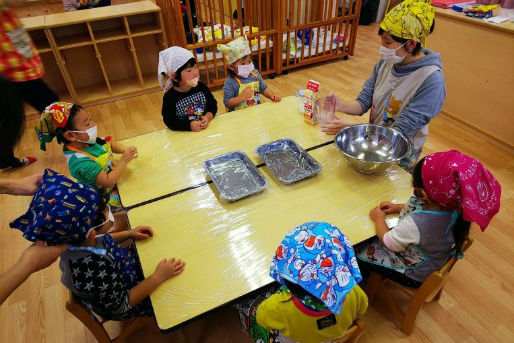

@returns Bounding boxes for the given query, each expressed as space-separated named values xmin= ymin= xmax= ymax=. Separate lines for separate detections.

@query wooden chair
xmin=65 ymin=293 xmax=157 ymax=343
xmin=365 ymin=237 xmax=474 ymax=335
xmin=333 ymin=319 xmax=367 ymax=343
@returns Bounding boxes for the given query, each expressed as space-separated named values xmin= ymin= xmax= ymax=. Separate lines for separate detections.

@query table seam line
xmin=124 ymin=139 xmax=334 ymax=211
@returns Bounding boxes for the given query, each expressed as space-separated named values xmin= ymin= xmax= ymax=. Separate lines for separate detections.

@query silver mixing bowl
xmin=334 ymin=124 xmax=410 ymax=174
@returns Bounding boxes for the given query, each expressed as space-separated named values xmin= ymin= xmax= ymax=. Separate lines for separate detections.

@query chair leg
xmin=364 ymin=273 xmax=382 ymax=303
xmin=347 ymin=319 xmax=366 ymax=343
xmin=432 ymin=289 xmax=443 ymax=301
xmin=401 ymin=291 xmax=430 ymax=335
xmin=66 ymin=301 xmax=111 ymax=343
xmin=176 ymin=329 xmax=189 ymax=343
xmin=112 ymin=317 xmax=155 ymax=343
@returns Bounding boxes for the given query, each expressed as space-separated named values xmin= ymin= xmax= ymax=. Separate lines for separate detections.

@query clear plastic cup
xmin=318 ymin=97 xmax=335 ymax=125
xmin=297 ymin=89 xmax=306 ymax=114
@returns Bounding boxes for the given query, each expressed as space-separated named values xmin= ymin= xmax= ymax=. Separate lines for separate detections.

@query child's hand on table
xmin=190 ymin=120 xmax=205 ymax=132
xmin=153 ymin=258 xmax=186 ymax=283
xmin=121 ymin=147 xmax=138 ymax=163
xmin=131 ymin=226 xmax=153 ymax=241
xmin=379 ymin=201 xmax=403 ymax=214
xmin=271 ymin=94 xmax=281 ymax=102
xmin=124 ymin=146 xmax=138 ymax=158
xmin=369 ymin=206 xmax=386 ymax=222
xmin=200 ymin=112 xmax=214 ymax=127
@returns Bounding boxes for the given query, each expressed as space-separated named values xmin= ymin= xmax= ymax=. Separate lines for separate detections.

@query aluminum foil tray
xmin=256 ymin=138 xmax=322 ymax=184
xmin=204 ymin=151 xmax=269 ymax=202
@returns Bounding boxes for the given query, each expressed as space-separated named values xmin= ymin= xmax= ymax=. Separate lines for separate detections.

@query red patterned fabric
xmin=422 ymin=150 xmax=501 ymax=231
xmin=0 ymin=9 xmax=44 ymax=82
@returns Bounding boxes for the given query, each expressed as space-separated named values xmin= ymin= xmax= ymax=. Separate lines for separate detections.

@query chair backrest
xmin=424 ymin=237 xmax=473 ymax=302
xmin=333 ymin=319 xmax=366 ymax=343
xmin=66 ymin=292 xmax=113 ymax=343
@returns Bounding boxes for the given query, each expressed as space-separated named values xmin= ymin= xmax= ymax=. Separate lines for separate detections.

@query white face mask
xmin=185 ymin=76 xmax=199 ymax=88
xmin=91 ymin=205 xmax=115 ymax=234
xmin=379 ymin=43 xmax=407 ymax=64
xmin=237 ymin=62 xmax=254 ymax=78
xmin=71 ymin=125 xmax=97 ymax=145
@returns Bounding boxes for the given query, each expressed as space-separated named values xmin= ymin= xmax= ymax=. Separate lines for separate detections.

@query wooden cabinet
xmin=21 ymin=1 xmax=167 ymax=113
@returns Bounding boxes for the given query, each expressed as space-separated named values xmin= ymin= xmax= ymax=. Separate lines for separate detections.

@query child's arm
xmin=110 ymin=141 xmax=138 ymax=156
xmin=203 ymin=83 xmax=218 ymax=117
xmin=379 ymin=201 xmax=404 ymax=214
xmin=371 ymin=206 xmax=421 ymax=252
xmin=225 ymin=86 xmax=254 ymax=108
xmin=369 ymin=206 xmax=389 ymax=243
xmin=262 ymin=88 xmax=281 ymax=102
xmin=128 ymin=257 xmax=185 ymax=306
xmin=96 ymin=148 xmax=137 ymax=188
xmin=109 ymin=226 xmax=153 ymax=243
xmin=198 ymin=83 xmax=217 ymax=128
xmin=162 ymin=93 xmax=193 ymax=131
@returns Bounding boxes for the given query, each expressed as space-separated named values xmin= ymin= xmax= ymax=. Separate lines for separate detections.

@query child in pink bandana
xmin=357 ymin=150 xmax=501 ymax=288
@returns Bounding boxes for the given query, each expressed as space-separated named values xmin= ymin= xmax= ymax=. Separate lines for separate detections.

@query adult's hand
xmin=0 ymin=173 xmax=43 ymax=196
xmin=0 ymin=242 xmax=67 ymax=305
xmin=320 ymin=119 xmax=354 ymax=135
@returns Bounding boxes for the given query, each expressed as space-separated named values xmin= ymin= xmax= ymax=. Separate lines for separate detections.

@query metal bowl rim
xmin=333 ymin=124 xmax=411 ymax=164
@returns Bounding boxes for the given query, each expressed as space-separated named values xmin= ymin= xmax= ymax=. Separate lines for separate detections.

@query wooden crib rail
xmin=280 ymin=0 xmax=362 ymax=71
xmin=157 ymin=0 xmax=361 ymax=88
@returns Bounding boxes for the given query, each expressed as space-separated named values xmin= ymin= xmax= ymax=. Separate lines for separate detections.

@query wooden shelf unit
xmin=21 ymin=1 xmax=167 ymax=111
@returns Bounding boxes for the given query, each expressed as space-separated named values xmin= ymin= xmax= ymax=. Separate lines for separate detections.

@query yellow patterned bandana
xmin=380 ymin=0 xmax=435 ymax=46
xmin=217 ymin=36 xmax=251 ymax=64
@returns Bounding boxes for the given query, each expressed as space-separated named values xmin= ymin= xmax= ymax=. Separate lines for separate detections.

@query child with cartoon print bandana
xmin=235 ymin=222 xmax=368 ymax=343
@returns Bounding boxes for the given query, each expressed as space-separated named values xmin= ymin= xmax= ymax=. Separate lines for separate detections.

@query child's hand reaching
xmin=369 ymin=206 xmax=386 ymax=222
xmin=153 ymin=258 xmax=185 ymax=283
xmin=379 ymin=201 xmax=403 ymax=214
xmin=131 ymin=226 xmax=153 ymax=241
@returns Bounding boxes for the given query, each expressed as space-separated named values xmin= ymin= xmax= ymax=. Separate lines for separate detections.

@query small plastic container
xmin=296 ymin=88 xmax=306 ymax=114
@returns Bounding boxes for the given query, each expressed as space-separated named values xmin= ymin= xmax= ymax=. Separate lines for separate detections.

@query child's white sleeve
xmin=383 ymin=216 xmax=420 ymax=252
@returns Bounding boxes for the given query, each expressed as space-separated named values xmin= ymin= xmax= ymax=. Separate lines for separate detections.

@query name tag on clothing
xmin=317 ymin=314 xmax=337 ymax=330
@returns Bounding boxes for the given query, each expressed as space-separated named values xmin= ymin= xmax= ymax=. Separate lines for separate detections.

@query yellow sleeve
xmin=256 ymin=292 xmax=290 ymax=331
xmin=336 ymin=285 xmax=369 ymax=332
xmin=354 ymin=285 xmax=369 ymax=319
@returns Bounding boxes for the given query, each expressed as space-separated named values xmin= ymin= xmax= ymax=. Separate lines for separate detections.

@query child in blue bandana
xmin=10 ymin=169 xmax=185 ymax=320
xmin=236 ymin=222 xmax=368 ymax=343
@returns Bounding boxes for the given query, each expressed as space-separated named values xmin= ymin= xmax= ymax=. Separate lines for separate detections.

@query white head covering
xmin=158 ymin=46 xmax=195 ymax=90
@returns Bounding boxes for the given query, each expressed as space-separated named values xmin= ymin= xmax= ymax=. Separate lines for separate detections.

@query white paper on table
xmin=484 ymin=16 xmax=509 ymax=24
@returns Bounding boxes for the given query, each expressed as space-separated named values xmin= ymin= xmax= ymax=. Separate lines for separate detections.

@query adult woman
xmin=322 ymin=0 xmax=445 ymax=171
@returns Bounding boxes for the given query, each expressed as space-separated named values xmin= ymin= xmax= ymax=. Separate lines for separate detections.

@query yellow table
xmin=128 ymin=145 xmax=413 ymax=330
xmin=117 ymin=96 xmax=331 ymax=207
